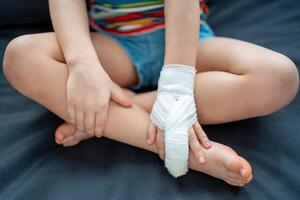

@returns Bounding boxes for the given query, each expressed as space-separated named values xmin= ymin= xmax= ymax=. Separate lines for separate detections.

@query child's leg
xmin=4 ymin=34 xmax=298 ymax=128
xmin=3 ymin=33 xmax=253 ymax=186
xmin=3 ymin=32 xmax=138 ymax=120
xmin=133 ymin=38 xmax=299 ymax=124
xmin=56 ymin=102 xmax=251 ymax=186
xmin=4 ymin=34 xmax=298 ymax=185
xmin=194 ymin=37 xmax=298 ymax=124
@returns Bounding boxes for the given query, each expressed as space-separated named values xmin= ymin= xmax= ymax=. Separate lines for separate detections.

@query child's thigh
xmin=9 ymin=32 xmax=138 ymax=87
xmin=195 ymin=37 xmax=294 ymax=75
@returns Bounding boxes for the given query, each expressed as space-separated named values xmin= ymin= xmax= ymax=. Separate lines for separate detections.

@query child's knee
xmin=279 ymin=56 xmax=298 ymax=100
xmin=257 ymin=54 xmax=299 ymax=115
xmin=4 ymin=35 xmax=30 ymax=79
xmin=271 ymin=54 xmax=298 ymax=105
xmin=3 ymin=34 xmax=39 ymax=84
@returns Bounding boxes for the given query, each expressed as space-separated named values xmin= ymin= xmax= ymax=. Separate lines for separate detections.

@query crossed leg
xmin=3 ymin=33 xmax=298 ymax=186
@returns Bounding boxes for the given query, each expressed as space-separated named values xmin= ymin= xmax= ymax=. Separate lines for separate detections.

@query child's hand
xmin=147 ymin=120 xmax=211 ymax=163
xmin=149 ymin=65 xmax=209 ymax=176
xmin=67 ymin=58 xmax=132 ymax=137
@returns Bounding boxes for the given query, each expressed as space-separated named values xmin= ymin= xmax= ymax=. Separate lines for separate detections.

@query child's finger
xmin=147 ymin=122 xmax=157 ymax=144
xmin=189 ymin=128 xmax=205 ymax=163
xmin=67 ymin=105 xmax=75 ymax=124
xmin=156 ymin=129 xmax=165 ymax=160
xmin=75 ymin=108 xmax=85 ymax=131
xmin=193 ymin=121 xmax=211 ymax=149
xmin=94 ymin=108 xmax=108 ymax=138
xmin=111 ymin=82 xmax=133 ymax=107
xmin=84 ymin=112 xmax=96 ymax=135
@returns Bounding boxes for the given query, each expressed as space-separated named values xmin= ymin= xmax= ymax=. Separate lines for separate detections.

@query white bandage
xmin=150 ymin=64 xmax=197 ymax=177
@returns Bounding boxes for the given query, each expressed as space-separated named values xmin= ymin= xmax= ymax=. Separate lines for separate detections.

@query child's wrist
xmin=67 ymin=56 xmax=107 ymax=76
xmin=158 ymin=64 xmax=196 ymax=96
xmin=66 ymin=55 xmax=99 ymax=66
xmin=64 ymin=45 xmax=99 ymax=66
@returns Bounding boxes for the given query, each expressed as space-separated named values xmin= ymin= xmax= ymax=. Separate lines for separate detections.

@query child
xmin=3 ymin=0 xmax=299 ymax=186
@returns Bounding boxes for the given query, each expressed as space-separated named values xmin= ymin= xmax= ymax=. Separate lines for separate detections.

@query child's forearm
xmin=49 ymin=0 xmax=98 ymax=65
xmin=164 ymin=0 xmax=200 ymax=66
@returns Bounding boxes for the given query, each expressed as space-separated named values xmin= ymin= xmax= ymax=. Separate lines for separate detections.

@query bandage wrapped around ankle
xmin=150 ymin=64 xmax=197 ymax=177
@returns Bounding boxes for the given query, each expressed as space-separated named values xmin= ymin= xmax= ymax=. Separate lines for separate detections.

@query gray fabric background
xmin=0 ymin=0 xmax=300 ymax=199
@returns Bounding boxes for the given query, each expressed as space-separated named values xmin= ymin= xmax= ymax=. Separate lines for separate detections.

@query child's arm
xmin=49 ymin=0 xmax=97 ymax=63
xmin=164 ymin=0 xmax=200 ymax=66
xmin=49 ymin=0 xmax=132 ymax=136
xmin=148 ymin=0 xmax=210 ymax=177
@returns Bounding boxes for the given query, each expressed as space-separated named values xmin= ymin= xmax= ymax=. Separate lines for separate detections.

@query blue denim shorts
xmin=98 ymin=22 xmax=215 ymax=90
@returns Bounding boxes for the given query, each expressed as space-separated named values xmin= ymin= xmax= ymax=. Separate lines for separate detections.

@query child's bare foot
xmin=55 ymin=122 xmax=93 ymax=147
xmin=55 ymin=122 xmax=252 ymax=186
xmin=190 ymin=141 xmax=252 ymax=187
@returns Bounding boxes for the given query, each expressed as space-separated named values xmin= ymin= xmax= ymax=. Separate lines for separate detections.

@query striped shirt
xmin=88 ymin=0 xmax=209 ymax=35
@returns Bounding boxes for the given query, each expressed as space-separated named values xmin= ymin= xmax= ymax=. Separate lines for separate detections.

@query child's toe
xmin=55 ymin=123 xmax=76 ymax=142
xmin=62 ymin=135 xmax=79 ymax=147
xmin=226 ymin=156 xmax=252 ymax=182
xmin=55 ymin=128 xmax=65 ymax=142
xmin=238 ymin=156 xmax=252 ymax=178
xmin=226 ymin=178 xmax=245 ymax=187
